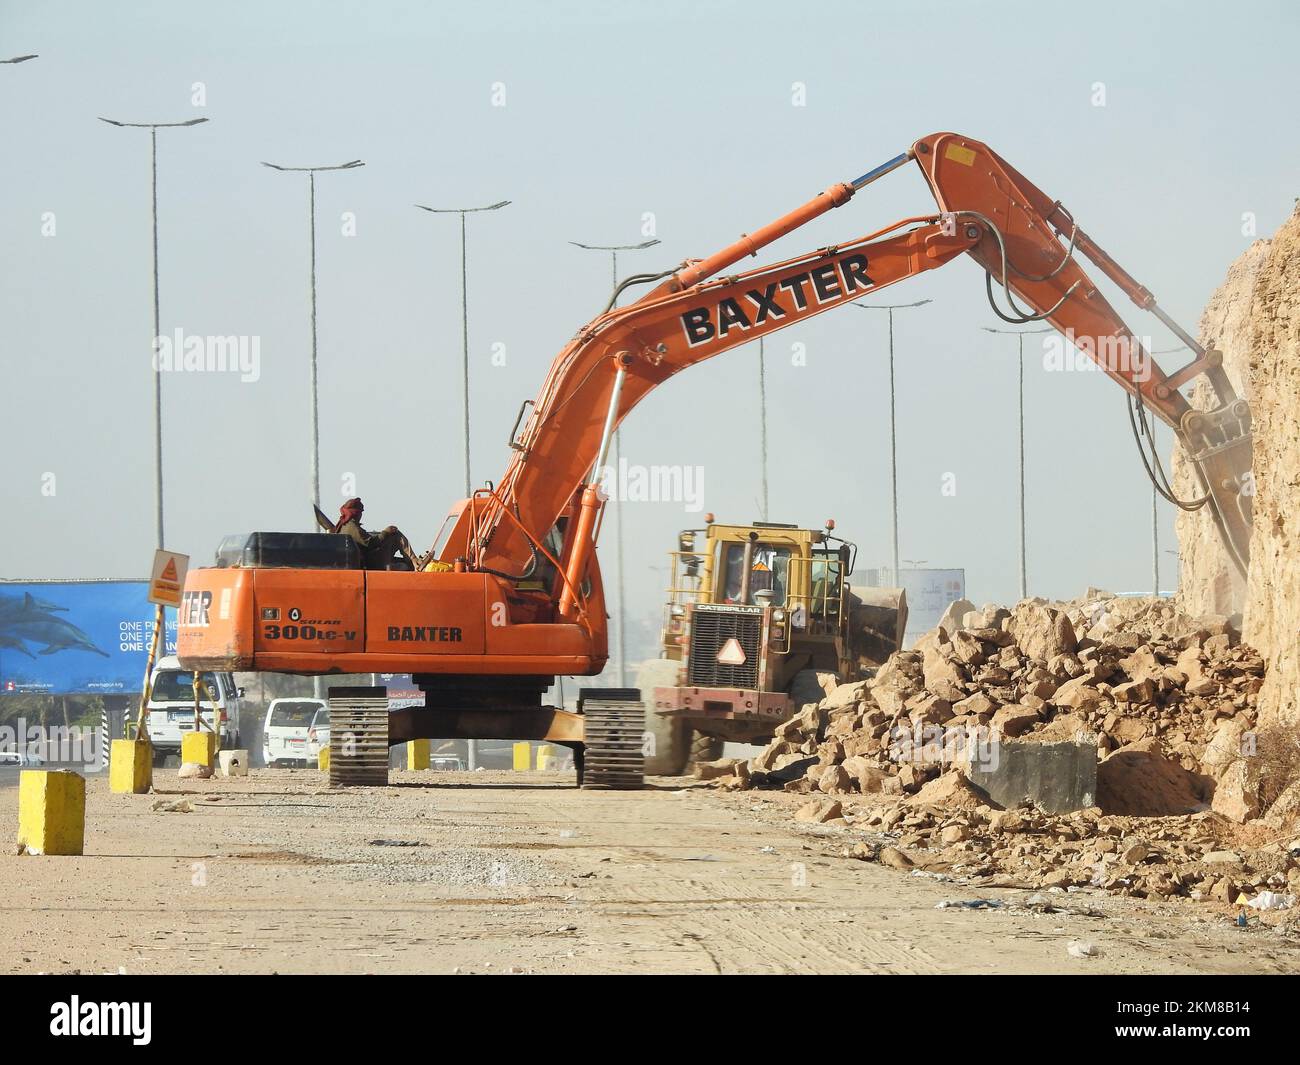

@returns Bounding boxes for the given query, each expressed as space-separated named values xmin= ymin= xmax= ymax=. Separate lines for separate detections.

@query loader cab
xmin=660 ymin=517 xmax=855 ymax=659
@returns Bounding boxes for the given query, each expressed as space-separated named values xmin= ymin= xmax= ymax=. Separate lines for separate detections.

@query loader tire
xmin=689 ymin=731 xmax=725 ymax=765
xmin=636 ymin=659 xmax=690 ymax=776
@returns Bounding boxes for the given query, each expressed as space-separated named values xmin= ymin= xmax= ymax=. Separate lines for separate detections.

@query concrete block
xmin=406 ymin=738 xmax=430 ymax=771
xmin=218 ymin=749 xmax=249 ymax=777
xmin=18 ymin=770 xmax=85 ymax=855
xmin=966 ymin=738 xmax=1097 ymax=815
xmin=181 ymin=731 xmax=217 ymax=768
xmin=536 ymin=744 xmax=557 ymax=771
xmin=110 ymin=739 xmax=152 ymax=794
xmin=512 ymin=741 xmax=531 ymax=771
xmin=317 ymin=747 xmax=330 ymax=771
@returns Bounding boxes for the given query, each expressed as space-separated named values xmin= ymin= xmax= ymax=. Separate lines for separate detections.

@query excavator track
xmin=578 ymin=689 xmax=645 ymax=790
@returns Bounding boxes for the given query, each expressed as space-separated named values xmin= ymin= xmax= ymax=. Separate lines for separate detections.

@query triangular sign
xmin=716 ymin=637 xmax=747 ymax=666
xmin=160 ymin=557 xmax=178 ymax=582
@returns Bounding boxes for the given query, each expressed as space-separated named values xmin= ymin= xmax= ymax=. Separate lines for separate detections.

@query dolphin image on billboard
xmin=0 ymin=581 xmax=177 ymax=695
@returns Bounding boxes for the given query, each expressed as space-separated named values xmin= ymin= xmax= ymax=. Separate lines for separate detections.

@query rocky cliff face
xmin=1175 ymin=207 xmax=1300 ymax=739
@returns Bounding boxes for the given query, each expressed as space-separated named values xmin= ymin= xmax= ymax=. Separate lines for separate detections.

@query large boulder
xmin=1006 ymin=601 xmax=1078 ymax=663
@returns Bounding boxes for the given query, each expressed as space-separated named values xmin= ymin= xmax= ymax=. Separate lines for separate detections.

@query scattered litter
xmin=559 ymin=829 xmax=579 ymax=838
xmin=367 ymin=839 xmax=426 ymax=848
xmin=150 ymin=799 xmax=194 ymax=814
xmin=1244 ymin=891 xmax=1294 ymax=911
xmin=759 ymin=846 xmax=776 ymax=854
xmin=683 ymin=855 xmax=721 ymax=862
xmin=935 ymin=898 xmax=1004 ymax=910
xmin=1067 ymin=940 xmax=1099 ymax=958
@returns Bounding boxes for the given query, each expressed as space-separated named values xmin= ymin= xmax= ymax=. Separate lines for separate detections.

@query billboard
xmin=0 ymin=581 xmax=176 ymax=696
xmin=378 ymin=673 xmax=422 ymax=710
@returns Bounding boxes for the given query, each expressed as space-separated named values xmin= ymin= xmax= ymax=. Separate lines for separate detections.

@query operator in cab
xmin=332 ymin=498 xmax=422 ymax=570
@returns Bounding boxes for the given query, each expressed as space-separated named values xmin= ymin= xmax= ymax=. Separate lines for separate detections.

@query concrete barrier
xmin=218 ymin=749 xmax=249 ymax=777
xmin=110 ymin=739 xmax=152 ymax=794
xmin=512 ymin=742 xmax=531 ymax=771
xmin=18 ymin=769 xmax=85 ymax=855
xmin=181 ymin=732 xmax=217 ymax=768
xmin=966 ymin=737 xmax=1098 ymax=814
xmin=406 ymin=738 xmax=430 ymax=771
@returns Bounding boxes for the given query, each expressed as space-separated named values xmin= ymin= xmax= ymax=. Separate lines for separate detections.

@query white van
xmin=145 ymin=656 xmax=244 ymax=766
xmin=263 ymin=698 xmax=326 ymax=768
xmin=306 ymin=706 xmax=330 ymax=761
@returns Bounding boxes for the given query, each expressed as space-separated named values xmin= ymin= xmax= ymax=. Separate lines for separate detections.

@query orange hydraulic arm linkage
xmin=448 ymin=132 xmax=1252 ymax=615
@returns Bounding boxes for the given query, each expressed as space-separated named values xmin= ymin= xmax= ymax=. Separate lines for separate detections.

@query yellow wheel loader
xmin=640 ymin=516 xmax=906 ymax=774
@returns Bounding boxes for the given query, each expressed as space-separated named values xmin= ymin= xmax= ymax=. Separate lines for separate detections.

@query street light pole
xmin=758 ymin=337 xmax=768 ymax=521
xmin=568 ymin=238 xmax=661 ymax=689
xmin=263 ymin=159 xmax=365 ymax=513
xmin=415 ymin=200 xmax=511 ymax=498
xmin=854 ymin=300 xmax=931 ymax=585
xmin=100 ymin=115 xmax=209 ymax=551
xmin=982 ymin=326 xmax=1052 ymax=600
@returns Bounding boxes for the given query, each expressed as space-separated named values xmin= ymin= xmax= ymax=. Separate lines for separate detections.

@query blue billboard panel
xmin=0 ymin=581 xmax=176 ymax=696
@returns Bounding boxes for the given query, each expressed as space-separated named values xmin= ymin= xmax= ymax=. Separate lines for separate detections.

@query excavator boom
xmin=448 ymin=132 xmax=1252 ymax=601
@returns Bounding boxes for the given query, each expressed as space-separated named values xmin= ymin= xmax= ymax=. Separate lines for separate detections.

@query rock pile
xmin=711 ymin=593 xmax=1272 ymax=823
xmin=820 ymin=795 xmax=1300 ymax=906
xmin=699 ymin=592 xmax=1300 ymax=905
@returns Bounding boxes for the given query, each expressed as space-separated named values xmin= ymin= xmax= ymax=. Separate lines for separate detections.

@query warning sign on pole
xmin=147 ymin=550 xmax=189 ymax=607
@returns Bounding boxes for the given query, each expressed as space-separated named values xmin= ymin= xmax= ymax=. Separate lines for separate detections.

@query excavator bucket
xmin=1177 ymin=382 xmax=1253 ymax=578
xmin=846 ymin=586 xmax=908 ymax=668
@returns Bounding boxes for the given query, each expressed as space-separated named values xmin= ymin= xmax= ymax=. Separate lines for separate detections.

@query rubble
xmin=701 ymin=590 xmax=1300 ymax=908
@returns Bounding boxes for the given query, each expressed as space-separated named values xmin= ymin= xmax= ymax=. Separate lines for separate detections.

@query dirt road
xmin=3 ymin=769 xmax=1296 ymax=975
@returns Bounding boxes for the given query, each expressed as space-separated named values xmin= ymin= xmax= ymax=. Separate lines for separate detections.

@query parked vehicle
xmin=145 ymin=655 xmax=243 ymax=767
xmin=306 ymin=706 xmax=330 ymax=761
xmin=263 ymin=698 xmax=325 ymax=767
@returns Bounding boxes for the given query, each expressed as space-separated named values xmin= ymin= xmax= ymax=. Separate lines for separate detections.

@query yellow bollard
xmin=18 ymin=770 xmax=85 ymax=855
xmin=318 ymin=746 xmax=331 ymax=771
xmin=110 ymin=738 xmax=152 ymax=794
xmin=536 ymin=744 xmax=556 ymax=771
xmin=407 ymin=738 xmax=430 ymax=771
xmin=181 ymin=732 xmax=217 ymax=768
xmin=512 ymin=742 xmax=532 ymax=771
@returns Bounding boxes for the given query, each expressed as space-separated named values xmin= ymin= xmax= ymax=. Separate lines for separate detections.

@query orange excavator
xmin=177 ymin=131 xmax=1254 ymax=787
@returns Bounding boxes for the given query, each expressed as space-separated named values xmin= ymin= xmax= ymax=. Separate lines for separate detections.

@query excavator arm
xmin=452 ymin=131 xmax=1252 ymax=615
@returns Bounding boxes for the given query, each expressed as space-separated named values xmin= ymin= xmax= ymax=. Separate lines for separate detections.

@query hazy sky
xmin=2 ymin=0 xmax=1296 ymax=661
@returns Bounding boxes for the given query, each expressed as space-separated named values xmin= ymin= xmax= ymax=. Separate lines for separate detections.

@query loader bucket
xmin=847 ymin=586 xmax=908 ymax=668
